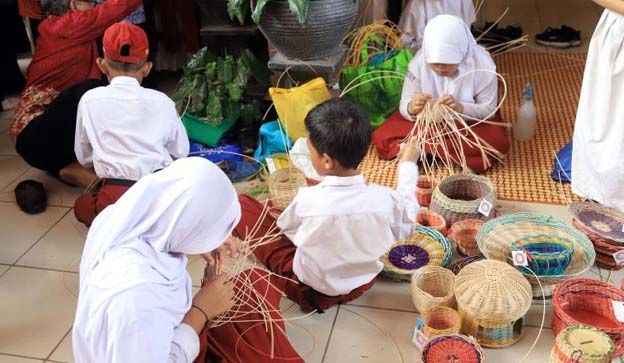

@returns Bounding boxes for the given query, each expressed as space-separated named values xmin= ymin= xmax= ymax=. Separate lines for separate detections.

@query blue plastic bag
xmin=189 ymin=140 xmax=242 ymax=163
xmin=551 ymin=142 xmax=572 ymax=183
xmin=253 ymin=120 xmax=293 ymax=162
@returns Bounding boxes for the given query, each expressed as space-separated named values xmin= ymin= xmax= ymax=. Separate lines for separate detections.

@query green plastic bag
xmin=340 ymin=41 xmax=413 ymax=128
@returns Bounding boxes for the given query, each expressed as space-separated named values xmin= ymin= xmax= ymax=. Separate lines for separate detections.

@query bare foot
xmin=59 ymin=162 xmax=98 ymax=188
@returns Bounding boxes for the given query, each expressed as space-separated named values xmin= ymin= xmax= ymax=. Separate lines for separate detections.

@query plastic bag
xmin=551 ymin=142 xmax=572 ymax=183
xmin=253 ymin=120 xmax=293 ymax=162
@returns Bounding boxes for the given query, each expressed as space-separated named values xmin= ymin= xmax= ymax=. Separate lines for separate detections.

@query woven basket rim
xmin=421 ymin=334 xmax=484 ymax=361
xmin=433 ymin=174 xmax=495 ymax=205
xmin=382 ymin=226 xmax=452 ymax=277
xmin=569 ymin=202 xmax=624 ymax=244
xmin=557 ymin=325 xmax=615 ymax=358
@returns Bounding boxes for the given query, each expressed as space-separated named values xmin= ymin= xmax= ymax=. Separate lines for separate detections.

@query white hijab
xmin=417 ymin=14 xmax=495 ymax=101
xmin=73 ymin=157 xmax=241 ymax=362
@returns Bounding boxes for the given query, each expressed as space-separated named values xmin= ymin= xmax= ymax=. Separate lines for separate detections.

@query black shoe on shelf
xmin=535 ymin=27 xmax=574 ymax=48
xmin=561 ymin=25 xmax=581 ymax=47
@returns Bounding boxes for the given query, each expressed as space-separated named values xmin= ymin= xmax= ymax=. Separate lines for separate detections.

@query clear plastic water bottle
xmin=513 ymin=83 xmax=537 ymax=141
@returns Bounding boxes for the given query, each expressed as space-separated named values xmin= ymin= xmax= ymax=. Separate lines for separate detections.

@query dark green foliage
xmin=227 ymin=0 xmax=310 ymax=26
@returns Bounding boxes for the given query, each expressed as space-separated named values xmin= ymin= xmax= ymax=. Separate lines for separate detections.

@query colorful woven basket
xmin=570 ymin=202 xmax=624 ymax=245
xmin=510 ymin=235 xmax=574 ymax=276
xmin=448 ymin=219 xmax=484 ymax=257
xmin=455 ymin=260 xmax=532 ymax=348
xmin=572 ymin=218 xmax=624 ymax=271
xmin=449 ymin=255 xmax=485 ymax=275
xmin=382 ymin=226 xmax=452 ymax=281
xmin=416 ymin=208 xmax=447 ymax=235
xmin=421 ymin=334 xmax=484 ymax=363
xmin=411 ymin=266 xmax=456 ymax=313
xmin=552 ymin=314 xmax=624 ymax=358
xmin=265 ymin=167 xmax=307 ymax=211
xmin=430 ymin=174 xmax=496 ymax=226
xmin=416 ymin=176 xmax=436 ymax=207
xmin=550 ymin=325 xmax=615 ymax=363
xmin=477 ymin=213 xmax=595 ymax=300
xmin=423 ymin=306 xmax=462 ymax=338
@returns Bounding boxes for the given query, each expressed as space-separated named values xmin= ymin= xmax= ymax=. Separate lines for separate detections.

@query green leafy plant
xmin=173 ymin=47 xmax=269 ymax=126
xmin=227 ymin=0 xmax=309 ymax=26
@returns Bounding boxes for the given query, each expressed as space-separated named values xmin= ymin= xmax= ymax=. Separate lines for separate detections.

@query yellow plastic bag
xmin=269 ymin=77 xmax=332 ymax=141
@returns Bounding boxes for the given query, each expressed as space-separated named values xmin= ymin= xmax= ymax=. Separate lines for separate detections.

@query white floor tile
xmin=0 ymin=354 xmax=43 ymax=363
xmin=0 ymin=156 xmax=30 ymax=191
xmin=0 ymin=169 xmax=83 ymax=208
xmin=282 ymin=298 xmax=337 ymax=363
xmin=345 ymin=278 xmax=416 ymax=312
xmin=0 ymin=267 xmax=78 ymax=359
xmin=0 ymin=265 xmax=9 ymax=276
xmin=0 ymin=203 xmax=69 ymax=265
xmin=17 ymin=213 xmax=86 ymax=272
xmin=49 ymin=330 xmax=73 ymax=363
xmin=0 ymin=130 xmax=17 ymax=156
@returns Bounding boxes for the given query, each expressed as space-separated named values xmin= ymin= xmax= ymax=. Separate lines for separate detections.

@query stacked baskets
xmin=421 ymin=334 xmax=484 ymax=363
xmin=550 ymin=325 xmax=615 ymax=363
xmin=266 ymin=167 xmax=307 ymax=211
xmin=430 ymin=174 xmax=496 ymax=226
xmin=570 ymin=202 xmax=624 ymax=270
xmin=411 ymin=266 xmax=456 ymax=313
xmin=477 ymin=213 xmax=595 ymax=300
xmin=382 ymin=226 xmax=452 ymax=281
xmin=552 ymin=278 xmax=624 ymax=357
xmin=448 ymin=219 xmax=484 ymax=256
xmin=455 ymin=260 xmax=532 ymax=348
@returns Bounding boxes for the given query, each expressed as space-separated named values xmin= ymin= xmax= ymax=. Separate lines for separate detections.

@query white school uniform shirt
xmin=276 ymin=162 xmax=419 ymax=296
xmin=399 ymin=15 xmax=498 ymax=122
xmin=75 ymin=76 xmax=189 ymax=180
xmin=73 ymin=157 xmax=241 ymax=363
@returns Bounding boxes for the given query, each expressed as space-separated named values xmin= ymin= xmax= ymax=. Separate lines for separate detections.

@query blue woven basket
xmin=511 ymin=235 xmax=574 ymax=276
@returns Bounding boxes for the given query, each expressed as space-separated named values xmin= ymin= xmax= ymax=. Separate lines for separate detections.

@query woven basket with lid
xmin=550 ymin=325 xmax=614 ymax=363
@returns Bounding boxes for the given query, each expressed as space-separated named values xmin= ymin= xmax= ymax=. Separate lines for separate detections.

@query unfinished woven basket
xmin=382 ymin=226 xmax=452 ymax=281
xmin=455 ymin=260 xmax=531 ymax=348
xmin=423 ymin=306 xmax=462 ymax=338
xmin=477 ymin=213 xmax=595 ymax=300
xmin=420 ymin=334 xmax=484 ymax=363
xmin=448 ymin=219 xmax=484 ymax=257
xmin=265 ymin=167 xmax=307 ymax=211
xmin=416 ymin=175 xmax=436 ymax=207
xmin=430 ymin=174 xmax=496 ymax=226
xmin=569 ymin=202 xmax=624 ymax=245
xmin=550 ymin=325 xmax=615 ymax=363
xmin=411 ymin=266 xmax=456 ymax=313
xmin=449 ymin=255 xmax=485 ymax=275
xmin=416 ymin=208 xmax=447 ymax=235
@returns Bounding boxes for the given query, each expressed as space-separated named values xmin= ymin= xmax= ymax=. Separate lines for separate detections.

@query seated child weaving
xmin=373 ymin=15 xmax=510 ymax=174
xmin=235 ymin=98 xmax=420 ymax=312
xmin=73 ymin=22 xmax=189 ymax=226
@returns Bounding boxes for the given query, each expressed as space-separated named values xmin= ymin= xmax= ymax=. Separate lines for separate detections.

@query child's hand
xmin=221 ymin=238 xmax=241 ymax=259
xmin=408 ymin=93 xmax=433 ymax=116
xmin=193 ymin=274 xmax=235 ymax=320
xmin=399 ymin=137 xmax=421 ymax=163
xmin=439 ymin=95 xmax=464 ymax=113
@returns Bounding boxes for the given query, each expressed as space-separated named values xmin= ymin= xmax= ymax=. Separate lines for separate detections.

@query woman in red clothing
xmin=372 ymin=15 xmax=510 ymax=174
xmin=11 ymin=0 xmax=142 ymax=191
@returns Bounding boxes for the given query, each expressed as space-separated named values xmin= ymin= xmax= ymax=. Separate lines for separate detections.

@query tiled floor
xmin=0 ymin=0 xmax=617 ymax=362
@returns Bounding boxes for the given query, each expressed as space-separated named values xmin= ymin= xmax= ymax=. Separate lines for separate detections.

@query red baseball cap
xmin=103 ymin=21 xmax=149 ymax=64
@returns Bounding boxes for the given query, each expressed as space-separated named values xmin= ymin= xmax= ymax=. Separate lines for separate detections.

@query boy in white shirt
xmin=234 ymin=98 xmax=420 ymax=312
xmin=73 ymin=21 xmax=189 ymax=226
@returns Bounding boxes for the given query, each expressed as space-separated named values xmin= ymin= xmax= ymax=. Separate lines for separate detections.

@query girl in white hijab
xmin=373 ymin=15 xmax=509 ymax=173
xmin=73 ymin=157 xmax=241 ymax=362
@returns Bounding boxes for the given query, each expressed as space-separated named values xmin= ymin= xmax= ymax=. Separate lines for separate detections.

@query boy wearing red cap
xmin=73 ymin=22 xmax=189 ymax=227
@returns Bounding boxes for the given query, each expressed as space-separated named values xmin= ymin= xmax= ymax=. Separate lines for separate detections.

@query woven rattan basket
xmin=416 ymin=208 xmax=447 ymax=235
xmin=420 ymin=334 xmax=484 ymax=363
xmin=572 ymin=218 xmax=624 ymax=271
xmin=265 ymin=167 xmax=307 ymax=211
xmin=416 ymin=176 xmax=436 ymax=207
xmin=569 ymin=202 xmax=624 ymax=245
xmin=448 ymin=219 xmax=484 ymax=257
xmin=550 ymin=325 xmax=615 ymax=363
xmin=411 ymin=266 xmax=456 ymax=313
xmin=477 ymin=213 xmax=595 ymax=300
xmin=552 ymin=314 xmax=624 ymax=358
xmin=449 ymin=255 xmax=485 ymax=275
xmin=430 ymin=174 xmax=496 ymax=226
xmin=382 ymin=226 xmax=452 ymax=281
xmin=510 ymin=234 xmax=574 ymax=276
xmin=455 ymin=260 xmax=532 ymax=348
xmin=423 ymin=306 xmax=462 ymax=338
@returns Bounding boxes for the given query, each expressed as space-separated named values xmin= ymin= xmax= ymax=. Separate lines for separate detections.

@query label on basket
xmin=478 ymin=199 xmax=493 ymax=217
xmin=612 ymin=300 xmax=624 ymax=323
xmin=412 ymin=318 xmax=427 ymax=349
xmin=512 ymin=250 xmax=528 ymax=267
xmin=613 ymin=250 xmax=624 ymax=266
xmin=266 ymin=158 xmax=277 ymax=174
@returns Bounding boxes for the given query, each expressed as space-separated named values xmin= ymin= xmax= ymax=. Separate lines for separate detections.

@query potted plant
xmin=227 ymin=0 xmax=360 ymax=60
xmin=173 ymin=47 xmax=269 ymax=147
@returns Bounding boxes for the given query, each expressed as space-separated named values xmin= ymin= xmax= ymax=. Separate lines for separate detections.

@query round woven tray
xmin=449 ymin=255 xmax=485 ymax=275
xmin=448 ymin=219 xmax=484 ymax=257
xmin=416 ymin=208 xmax=447 ymax=235
xmin=265 ymin=167 xmax=307 ymax=211
xmin=421 ymin=334 xmax=484 ymax=363
xmin=569 ymin=202 xmax=624 ymax=245
xmin=477 ymin=213 xmax=595 ymax=300
xmin=572 ymin=218 xmax=624 ymax=271
xmin=411 ymin=266 xmax=455 ymax=313
xmin=416 ymin=176 xmax=436 ymax=207
xmin=550 ymin=325 xmax=614 ymax=363
xmin=430 ymin=174 xmax=496 ymax=226
xmin=382 ymin=226 xmax=452 ymax=281
xmin=423 ymin=306 xmax=461 ymax=338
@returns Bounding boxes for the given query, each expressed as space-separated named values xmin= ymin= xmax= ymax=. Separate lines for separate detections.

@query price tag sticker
xmin=613 ymin=300 xmax=624 ymax=323
xmin=621 ymin=224 xmax=624 ymax=233
xmin=478 ymin=199 xmax=493 ymax=217
xmin=266 ymin=158 xmax=277 ymax=174
xmin=613 ymin=251 xmax=624 ymax=266
xmin=512 ymin=250 xmax=528 ymax=267
xmin=412 ymin=327 xmax=427 ymax=350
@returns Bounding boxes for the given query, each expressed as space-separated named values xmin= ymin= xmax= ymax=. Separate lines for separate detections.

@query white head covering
xmin=73 ymin=157 xmax=240 ymax=362
xmin=417 ymin=14 xmax=496 ymax=101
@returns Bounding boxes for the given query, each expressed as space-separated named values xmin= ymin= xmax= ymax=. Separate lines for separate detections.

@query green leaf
xmin=206 ymin=92 xmax=223 ymax=125
xmin=288 ymin=0 xmax=309 ymax=25
xmin=227 ymin=83 xmax=242 ymax=102
xmin=240 ymin=100 xmax=262 ymax=127
xmin=227 ymin=0 xmax=249 ymax=25
xmin=204 ymin=62 xmax=217 ymax=82
xmin=186 ymin=47 xmax=208 ymax=70
xmin=217 ymin=56 xmax=235 ymax=84
xmin=240 ymin=49 xmax=270 ymax=85
xmin=251 ymin=0 xmax=270 ymax=23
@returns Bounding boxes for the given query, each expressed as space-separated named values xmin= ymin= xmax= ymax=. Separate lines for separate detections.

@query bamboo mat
xmin=359 ymin=52 xmax=586 ymax=205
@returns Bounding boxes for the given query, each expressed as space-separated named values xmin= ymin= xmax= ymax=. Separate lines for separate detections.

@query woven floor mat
xmin=359 ymin=52 xmax=586 ymax=205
